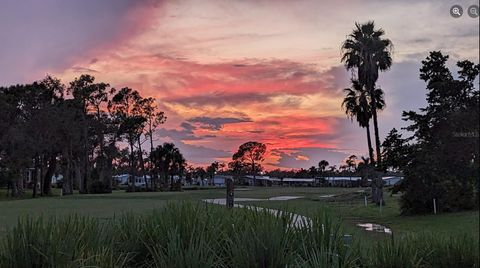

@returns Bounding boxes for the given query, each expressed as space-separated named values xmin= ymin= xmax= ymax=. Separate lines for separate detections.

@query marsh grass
xmin=0 ymin=202 xmax=477 ymax=267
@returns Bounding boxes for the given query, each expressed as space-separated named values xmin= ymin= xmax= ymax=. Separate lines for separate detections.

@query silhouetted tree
xmin=381 ymin=128 xmax=411 ymax=172
xmin=346 ymin=155 xmax=357 ymax=172
xmin=228 ymin=159 xmax=248 ymax=184
xmin=232 ymin=141 xmax=266 ymax=186
xmin=318 ymin=160 xmax=329 ymax=176
xmin=69 ymin=74 xmax=113 ymax=193
xmin=342 ymin=79 xmax=385 ymax=204
xmin=206 ymin=161 xmax=224 ymax=185
xmin=139 ymin=97 xmax=166 ymax=190
xmin=342 ymin=21 xmax=393 ymax=166
xmin=150 ymin=143 xmax=186 ymax=191
xmin=400 ymin=52 xmax=479 ymax=214
xmin=342 ymin=80 xmax=374 ymax=161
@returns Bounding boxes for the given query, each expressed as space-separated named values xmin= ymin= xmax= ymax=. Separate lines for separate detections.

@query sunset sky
xmin=1 ymin=0 xmax=478 ymax=169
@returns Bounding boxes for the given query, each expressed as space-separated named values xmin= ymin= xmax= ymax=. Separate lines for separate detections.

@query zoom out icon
xmin=468 ymin=5 xmax=479 ymax=18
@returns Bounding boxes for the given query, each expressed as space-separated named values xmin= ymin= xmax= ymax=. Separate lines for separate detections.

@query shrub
xmin=89 ymin=180 xmax=111 ymax=194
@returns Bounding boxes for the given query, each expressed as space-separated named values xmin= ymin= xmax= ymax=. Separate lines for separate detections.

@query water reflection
xmin=356 ymin=223 xmax=392 ymax=234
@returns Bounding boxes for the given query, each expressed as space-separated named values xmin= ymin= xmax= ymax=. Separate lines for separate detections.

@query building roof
xmin=245 ymin=175 xmax=280 ymax=181
xmin=325 ymin=176 xmax=362 ymax=181
xmin=283 ymin=178 xmax=315 ymax=183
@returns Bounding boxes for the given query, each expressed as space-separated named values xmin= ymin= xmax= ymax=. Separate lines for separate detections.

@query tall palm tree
xmin=341 ymin=21 xmax=393 ymax=167
xmin=169 ymin=147 xmax=186 ymax=190
xmin=318 ymin=160 xmax=329 ymax=174
xmin=342 ymin=80 xmax=375 ymax=162
xmin=150 ymin=142 xmax=186 ymax=191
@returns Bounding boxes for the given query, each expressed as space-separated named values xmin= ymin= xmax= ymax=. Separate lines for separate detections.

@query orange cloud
xmin=295 ymin=155 xmax=310 ymax=161
xmin=53 ymin=1 xmax=364 ymax=169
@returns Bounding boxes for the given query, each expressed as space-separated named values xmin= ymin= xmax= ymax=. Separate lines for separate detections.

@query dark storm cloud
xmin=156 ymin=122 xmax=230 ymax=164
xmin=187 ymin=116 xmax=252 ymax=130
xmin=157 ymin=120 xmax=216 ymax=141
xmin=165 ymin=92 xmax=272 ymax=107
xmin=174 ymin=142 xmax=231 ymax=165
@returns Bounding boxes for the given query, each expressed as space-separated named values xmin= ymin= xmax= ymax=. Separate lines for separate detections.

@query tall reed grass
xmin=0 ymin=202 xmax=477 ymax=267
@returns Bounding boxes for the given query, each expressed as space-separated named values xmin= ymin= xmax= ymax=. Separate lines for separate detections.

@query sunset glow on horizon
xmin=1 ymin=0 xmax=478 ymax=169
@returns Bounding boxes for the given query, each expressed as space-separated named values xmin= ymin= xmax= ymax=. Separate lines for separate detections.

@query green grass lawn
xmin=0 ymin=186 xmax=478 ymax=241
xmin=240 ymin=188 xmax=479 ymax=240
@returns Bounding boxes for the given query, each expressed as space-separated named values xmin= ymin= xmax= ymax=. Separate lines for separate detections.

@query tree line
xmin=0 ymin=74 xmax=189 ymax=197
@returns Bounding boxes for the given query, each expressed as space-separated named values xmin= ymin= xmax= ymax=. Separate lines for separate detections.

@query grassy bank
xmin=241 ymin=188 xmax=480 ymax=239
xmin=0 ymin=202 xmax=478 ymax=268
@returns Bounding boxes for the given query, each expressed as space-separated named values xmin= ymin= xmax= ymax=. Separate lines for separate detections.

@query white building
xmin=325 ymin=176 xmax=362 ymax=187
xmin=113 ymin=174 xmax=152 ymax=187
xmin=245 ymin=175 xmax=281 ymax=186
xmin=51 ymin=173 xmax=63 ymax=185
xmin=213 ymin=175 xmax=233 ymax=186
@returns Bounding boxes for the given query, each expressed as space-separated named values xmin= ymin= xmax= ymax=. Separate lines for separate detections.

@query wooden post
xmin=364 ymin=195 xmax=368 ymax=207
xmin=226 ymin=178 xmax=234 ymax=208
xmin=433 ymin=198 xmax=437 ymax=215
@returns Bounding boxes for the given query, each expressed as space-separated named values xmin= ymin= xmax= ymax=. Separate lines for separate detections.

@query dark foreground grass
xmin=0 ymin=202 xmax=478 ymax=268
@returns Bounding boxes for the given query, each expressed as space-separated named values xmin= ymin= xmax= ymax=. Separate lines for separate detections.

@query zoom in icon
xmin=450 ymin=5 xmax=463 ymax=18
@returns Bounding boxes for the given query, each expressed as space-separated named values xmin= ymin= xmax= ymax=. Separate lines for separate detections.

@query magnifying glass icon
xmin=468 ymin=5 xmax=479 ymax=18
xmin=453 ymin=7 xmax=461 ymax=16
xmin=450 ymin=5 xmax=463 ymax=18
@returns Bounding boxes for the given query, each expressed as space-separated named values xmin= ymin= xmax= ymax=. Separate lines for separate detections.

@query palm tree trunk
xmin=371 ymin=104 xmax=382 ymax=168
xmin=365 ymin=123 xmax=374 ymax=163
xmin=366 ymin=55 xmax=382 ymax=168
xmin=367 ymin=81 xmax=381 ymax=167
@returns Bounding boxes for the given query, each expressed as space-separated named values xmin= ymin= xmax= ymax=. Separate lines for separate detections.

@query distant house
xmin=244 ymin=175 xmax=281 ymax=186
xmin=113 ymin=174 xmax=130 ymax=185
xmin=213 ymin=175 xmax=233 ymax=186
xmin=383 ymin=176 xmax=403 ymax=186
xmin=282 ymin=178 xmax=318 ymax=187
xmin=24 ymin=168 xmax=35 ymax=183
xmin=325 ymin=176 xmax=362 ymax=187
xmin=51 ymin=173 xmax=63 ymax=186
xmin=191 ymin=177 xmax=208 ymax=186
xmin=113 ymin=174 xmax=152 ymax=187
xmin=134 ymin=175 xmax=151 ymax=187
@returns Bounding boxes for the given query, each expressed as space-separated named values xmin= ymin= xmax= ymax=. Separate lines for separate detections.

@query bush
xmin=366 ymin=233 xmax=479 ymax=268
xmin=89 ymin=180 xmax=111 ymax=194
